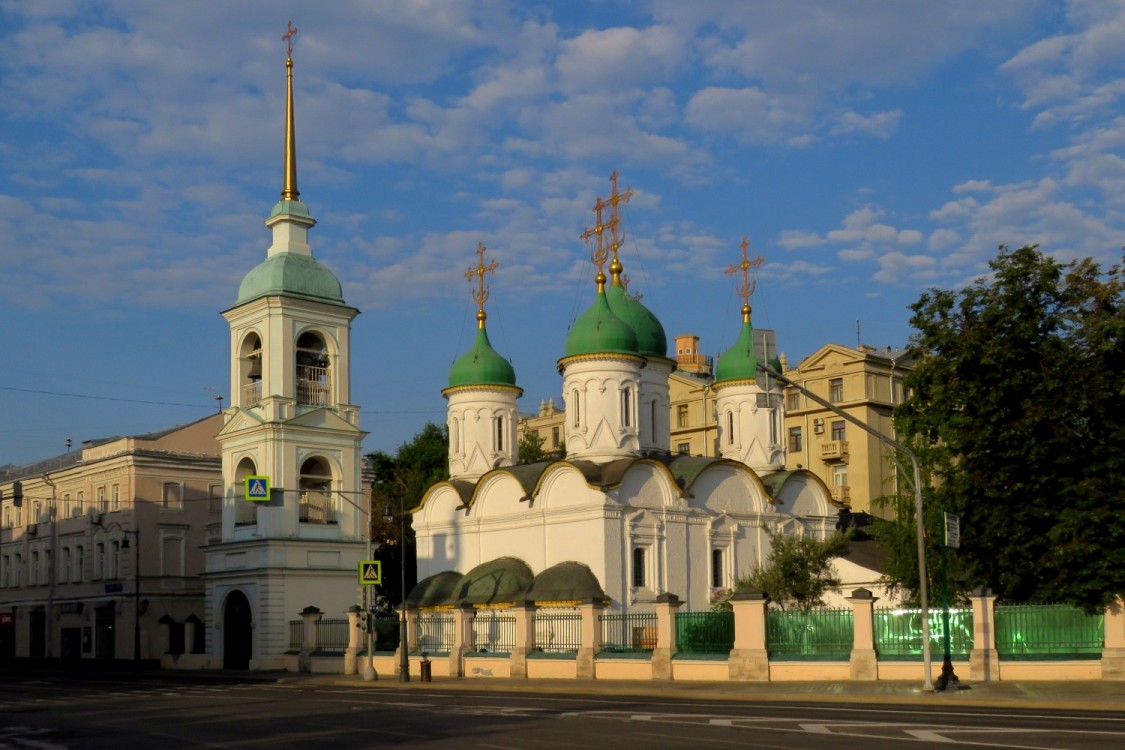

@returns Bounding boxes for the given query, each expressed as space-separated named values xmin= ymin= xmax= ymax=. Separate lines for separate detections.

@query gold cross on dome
xmin=725 ymin=236 xmax=764 ymax=306
xmin=604 ymin=170 xmax=633 ymax=260
xmin=465 ymin=242 xmax=499 ymax=309
xmin=581 ymin=196 xmax=609 ymax=274
xmin=282 ymin=20 xmax=299 ymax=58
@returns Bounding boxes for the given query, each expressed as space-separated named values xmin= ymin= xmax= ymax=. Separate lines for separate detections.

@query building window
xmin=14 ymin=554 xmax=22 ymax=587
xmin=110 ymin=540 xmax=121 ymax=579
xmin=60 ymin=547 xmax=70 ymax=584
xmin=209 ymin=484 xmax=223 ymax=514
xmin=833 ymin=464 xmax=848 ymax=488
xmin=0 ymin=554 xmax=8 ymax=587
xmin=632 ymin=547 xmax=646 ymax=588
xmin=551 ymin=426 xmax=559 ymax=448
xmin=76 ymin=491 xmax=85 ymax=516
xmin=97 ymin=486 xmax=107 ymax=513
xmin=712 ymin=548 xmax=724 ymax=589
xmin=74 ymin=546 xmax=84 ymax=583
xmin=677 ymin=404 xmax=689 ymax=428
xmin=494 ymin=415 xmax=504 ymax=452
xmin=831 ymin=420 xmax=846 ymax=441
xmin=726 ymin=411 xmax=734 ymax=444
xmin=295 ymin=331 xmax=331 ymax=407
xmin=162 ymin=482 xmax=183 ymax=510
xmin=621 ymin=387 xmax=632 ymax=428
xmin=788 ymin=426 xmax=803 ymax=453
xmin=786 ymin=390 xmax=800 ymax=410
xmin=94 ymin=543 xmax=104 ymax=580
xmin=32 ymin=500 xmax=41 ymax=524
xmin=30 ymin=552 xmax=38 ymax=585
xmin=829 ymin=378 xmax=844 ymax=402
xmin=61 ymin=493 xmax=71 ymax=519
xmin=677 ymin=442 xmax=691 ymax=456
xmin=571 ymin=389 xmax=580 ymax=427
xmin=112 ymin=484 xmax=120 ymax=511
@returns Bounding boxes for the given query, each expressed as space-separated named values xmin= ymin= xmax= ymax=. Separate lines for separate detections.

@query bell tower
xmin=203 ymin=24 xmax=368 ymax=670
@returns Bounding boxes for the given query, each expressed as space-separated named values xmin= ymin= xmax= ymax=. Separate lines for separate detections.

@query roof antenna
xmin=856 ymin=319 xmax=861 ymax=349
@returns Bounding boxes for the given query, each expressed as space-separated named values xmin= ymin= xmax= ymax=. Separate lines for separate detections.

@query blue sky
xmin=2 ymin=1 xmax=1123 ymax=468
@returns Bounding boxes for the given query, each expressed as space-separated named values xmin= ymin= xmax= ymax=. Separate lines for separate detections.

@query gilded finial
xmin=281 ymin=21 xmax=300 ymax=201
xmin=465 ymin=242 xmax=499 ymax=329
xmin=581 ymin=196 xmax=610 ymax=288
xmin=604 ymin=170 xmax=633 ymax=287
xmin=725 ymin=236 xmax=764 ymax=324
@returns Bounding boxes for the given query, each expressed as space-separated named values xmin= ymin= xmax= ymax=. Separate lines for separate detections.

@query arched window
xmin=711 ymin=548 xmax=724 ymax=589
xmin=727 ymin=411 xmax=734 ymax=444
xmin=298 ymin=456 xmax=335 ymax=524
xmin=632 ymin=547 xmax=646 ymax=588
xmin=240 ymin=332 xmax=263 ymax=407
xmin=494 ymin=415 xmax=505 ymax=452
xmin=572 ymin=389 xmax=580 ymax=428
xmin=621 ymin=386 xmax=633 ymax=428
xmin=450 ymin=418 xmax=459 ymax=454
xmin=234 ymin=457 xmax=259 ymax=527
xmin=295 ymin=331 xmax=330 ymax=406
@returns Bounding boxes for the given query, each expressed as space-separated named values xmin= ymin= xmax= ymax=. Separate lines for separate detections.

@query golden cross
xmin=622 ymin=273 xmax=644 ymax=301
xmin=725 ymin=236 xmax=764 ymax=307
xmin=604 ymin=170 xmax=633 ymax=259
xmin=580 ymin=196 xmax=609 ymax=274
xmin=282 ymin=20 xmax=299 ymax=58
xmin=465 ymin=242 xmax=499 ymax=309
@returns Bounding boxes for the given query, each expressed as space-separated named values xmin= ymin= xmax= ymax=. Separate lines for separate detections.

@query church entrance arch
xmin=222 ymin=590 xmax=253 ymax=670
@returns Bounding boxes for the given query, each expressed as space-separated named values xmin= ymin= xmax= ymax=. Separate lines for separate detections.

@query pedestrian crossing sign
xmin=245 ymin=476 xmax=271 ymax=502
xmin=359 ymin=561 xmax=382 ymax=585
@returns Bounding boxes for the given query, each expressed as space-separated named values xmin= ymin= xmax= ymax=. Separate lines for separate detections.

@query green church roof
xmin=715 ymin=314 xmax=760 ymax=384
xmin=606 ymin=284 xmax=667 ymax=358
xmin=564 ymin=288 xmax=638 ymax=358
xmin=446 ymin=325 xmax=518 ymax=389
xmin=236 ymin=251 xmax=345 ymax=306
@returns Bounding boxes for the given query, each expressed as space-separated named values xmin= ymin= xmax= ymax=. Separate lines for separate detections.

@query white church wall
xmin=615 ymin=462 xmax=678 ymax=509
xmin=689 ymin=468 xmax=769 ymax=515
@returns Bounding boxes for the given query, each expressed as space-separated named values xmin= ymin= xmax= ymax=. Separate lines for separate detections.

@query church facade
xmin=413 ymin=180 xmax=842 ymax=614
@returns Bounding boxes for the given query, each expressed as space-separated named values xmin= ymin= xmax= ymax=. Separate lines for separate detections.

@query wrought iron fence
xmin=874 ymin=608 xmax=972 ymax=660
xmin=298 ymin=491 xmax=337 ymax=524
xmin=471 ymin=611 xmax=517 ymax=654
xmin=372 ymin=615 xmax=401 ymax=652
xmin=289 ymin=620 xmax=302 ymax=650
xmin=315 ymin=618 xmax=349 ymax=653
xmin=995 ymin=604 xmax=1104 ymax=660
xmin=533 ymin=608 xmax=582 ymax=653
xmin=767 ymin=608 xmax=853 ymax=660
xmin=415 ymin=612 xmax=454 ymax=655
xmin=675 ymin=610 xmax=734 ymax=655
xmin=601 ymin=611 xmax=658 ymax=653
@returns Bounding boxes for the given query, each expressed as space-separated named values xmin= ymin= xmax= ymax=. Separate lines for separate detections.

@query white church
xmin=411 ymin=179 xmax=841 ymax=614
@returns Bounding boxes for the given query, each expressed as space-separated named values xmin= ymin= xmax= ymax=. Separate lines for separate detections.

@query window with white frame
xmin=60 ymin=547 xmax=70 ymax=583
xmin=632 ymin=546 xmax=647 ymax=588
xmin=208 ymin=484 xmax=222 ymax=514
xmin=112 ymin=484 xmax=120 ymax=511
xmin=94 ymin=543 xmax=104 ymax=580
xmin=494 ymin=415 xmax=504 ymax=452
xmin=97 ymin=486 xmax=107 ymax=513
xmin=162 ymin=482 xmax=183 ymax=510
xmin=74 ymin=545 xmax=84 ymax=583
xmin=711 ymin=548 xmax=725 ymax=589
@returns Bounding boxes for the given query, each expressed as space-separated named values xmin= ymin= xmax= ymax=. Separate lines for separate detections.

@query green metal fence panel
xmin=315 ymin=618 xmax=349 ymax=653
xmin=995 ymin=604 xmax=1104 ymax=660
xmin=372 ymin=615 xmax=401 ymax=652
xmin=601 ymin=611 xmax=658 ymax=653
xmin=675 ymin=610 xmax=734 ymax=655
xmin=288 ymin=620 xmax=302 ymax=650
xmin=416 ymin=612 xmax=454 ymax=655
xmin=471 ymin=611 xmax=516 ymax=654
xmin=874 ymin=608 xmax=972 ymax=661
xmin=533 ymin=608 xmax=583 ymax=653
xmin=767 ymin=608 xmax=853 ymax=660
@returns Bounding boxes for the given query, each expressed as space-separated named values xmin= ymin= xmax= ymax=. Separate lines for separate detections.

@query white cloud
xmin=555 ymin=25 xmax=684 ymax=93
xmin=685 ymin=86 xmax=808 ymax=143
xmin=829 ymin=109 xmax=903 ymax=139
xmin=777 ymin=230 xmax=825 ymax=249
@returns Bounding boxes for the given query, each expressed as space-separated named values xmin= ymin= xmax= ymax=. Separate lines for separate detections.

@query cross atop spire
xmin=581 ymin=196 xmax=610 ymax=289
xmin=282 ymin=20 xmax=299 ymax=59
xmin=604 ymin=170 xmax=634 ymax=285
xmin=725 ymin=236 xmax=764 ymax=322
xmin=465 ymin=242 xmax=499 ymax=328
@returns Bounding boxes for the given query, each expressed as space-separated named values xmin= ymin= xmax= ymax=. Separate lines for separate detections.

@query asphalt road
xmin=1 ymin=675 xmax=1123 ymax=749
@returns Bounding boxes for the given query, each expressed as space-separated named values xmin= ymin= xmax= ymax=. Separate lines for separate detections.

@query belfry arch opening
xmin=295 ymin=331 xmax=330 ymax=406
xmin=234 ymin=457 xmax=259 ymax=526
xmin=239 ymin=332 xmax=263 ymax=407
xmin=298 ymin=456 xmax=335 ymax=524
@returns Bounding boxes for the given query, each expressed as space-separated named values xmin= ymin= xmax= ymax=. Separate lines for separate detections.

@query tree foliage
xmin=366 ymin=422 xmax=450 ymax=605
xmin=518 ymin=430 xmax=564 ymax=463
xmin=890 ymin=245 xmax=1125 ymax=611
xmin=736 ymin=527 xmax=852 ymax=610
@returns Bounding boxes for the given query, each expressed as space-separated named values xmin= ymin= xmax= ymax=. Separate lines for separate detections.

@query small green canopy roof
xmin=606 ymin=284 xmax=667 ymax=358
xmin=446 ymin=326 xmax=518 ymax=389
xmin=715 ymin=319 xmax=760 ymax=383
xmin=452 ymin=557 xmax=535 ymax=606
xmin=406 ymin=571 xmax=462 ymax=609
xmin=525 ymin=562 xmax=608 ymax=604
xmin=564 ymin=289 xmax=638 ymax=358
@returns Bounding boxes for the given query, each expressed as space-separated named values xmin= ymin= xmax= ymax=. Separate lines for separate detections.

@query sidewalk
xmin=310 ymin=672 xmax=1125 ymax=711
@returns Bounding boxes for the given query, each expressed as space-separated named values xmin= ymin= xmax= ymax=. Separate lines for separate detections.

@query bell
xmin=248 ymin=356 xmax=262 ymax=379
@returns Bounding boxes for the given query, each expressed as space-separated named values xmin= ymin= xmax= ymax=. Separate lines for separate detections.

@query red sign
xmin=0 ymin=612 xmax=13 ymax=625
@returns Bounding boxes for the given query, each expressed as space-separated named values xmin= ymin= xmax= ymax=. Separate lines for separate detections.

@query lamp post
xmin=385 ymin=498 xmax=409 ymax=682
xmin=121 ymin=528 xmax=141 ymax=668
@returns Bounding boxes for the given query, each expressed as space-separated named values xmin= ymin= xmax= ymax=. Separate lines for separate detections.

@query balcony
xmin=299 ymin=491 xmax=338 ymax=525
xmin=242 ymin=380 xmax=262 ymax=408
xmin=296 ymin=365 xmax=330 ymax=407
xmin=830 ymin=485 xmax=851 ymax=504
xmin=820 ymin=441 xmax=849 ymax=462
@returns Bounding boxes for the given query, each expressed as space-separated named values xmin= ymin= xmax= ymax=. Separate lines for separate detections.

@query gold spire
xmin=465 ymin=242 xmax=499 ymax=329
xmin=581 ymin=195 xmax=610 ymax=292
xmin=604 ymin=170 xmax=633 ymax=287
xmin=725 ymin=236 xmax=764 ymax=324
xmin=281 ymin=20 xmax=300 ymax=201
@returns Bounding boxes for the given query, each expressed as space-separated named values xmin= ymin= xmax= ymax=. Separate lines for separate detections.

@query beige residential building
xmin=518 ymin=338 xmax=912 ymax=517
xmin=0 ymin=414 xmax=223 ymax=663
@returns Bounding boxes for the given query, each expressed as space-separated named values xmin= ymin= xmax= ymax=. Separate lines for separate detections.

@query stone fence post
xmin=451 ymin=603 xmax=475 ymax=678
xmin=969 ymin=586 xmax=999 ymax=682
xmin=728 ymin=590 xmax=769 ymax=681
xmin=298 ymin=605 xmax=322 ymax=674
xmin=848 ymin=588 xmax=878 ymax=680
xmin=1102 ymin=596 xmax=1125 ymax=680
xmin=652 ymin=593 xmax=683 ymax=680
xmin=577 ymin=598 xmax=606 ymax=678
xmin=344 ymin=605 xmax=363 ymax=675
xmin=510 ymin=602 xmax=537 ymax=678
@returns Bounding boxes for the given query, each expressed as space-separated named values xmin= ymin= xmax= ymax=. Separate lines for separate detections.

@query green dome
xmin=715 ymin=319 xmax=760 ymax=383
xmin=525 ymin=561 xmax=608 ymax=604
xmin=564 ymin=290 xmax=638 ymax=357
xmin=237 ymin=251 xmax=344 ymax=306
xmin=453 ymin=557 xmax=535 ymax=606
xmin=607 ymin=284 xmax=667 ymax=358
xmin=447 ymin=326 xmax=517 ymax=389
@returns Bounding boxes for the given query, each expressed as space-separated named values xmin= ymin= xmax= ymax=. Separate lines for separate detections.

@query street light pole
xmin=398 ymin=493 xmax=409 ymax=683
xmin=132 ymin=527 xmax=141 ymax=668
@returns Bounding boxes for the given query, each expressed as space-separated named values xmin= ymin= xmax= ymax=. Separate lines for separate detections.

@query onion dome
xmin=564 ymin=273 xmax=639 ymax=357
xmin=237 ymin=247 xmax=344 ymax=305
xmin=715 ymin=304 xmax=760 ymax=383
xmin=606 ymin=272 xmax=667 ymax=358
xmin=446 ymin=311 xmax=518 ymax=389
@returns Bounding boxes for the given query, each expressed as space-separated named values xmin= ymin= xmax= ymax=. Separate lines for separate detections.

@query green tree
xmin=366 ymin=422 xmax=450 ymax=606
xmin=890 ymin=245 xmax=1125 ymax=611
xmin=518 ymin=430 xmax=549 ymax=463
xmin=736 ymin=527 xmax=852 ymax=610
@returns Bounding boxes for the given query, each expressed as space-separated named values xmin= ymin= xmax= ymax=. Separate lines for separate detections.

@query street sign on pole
xmin=244 ymin=476 xmax=270 ymax=503
xmin=944 ymin=512 xmax=960 ymax=549
xmin=359 ymin=560 xmax=382 ymax=585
